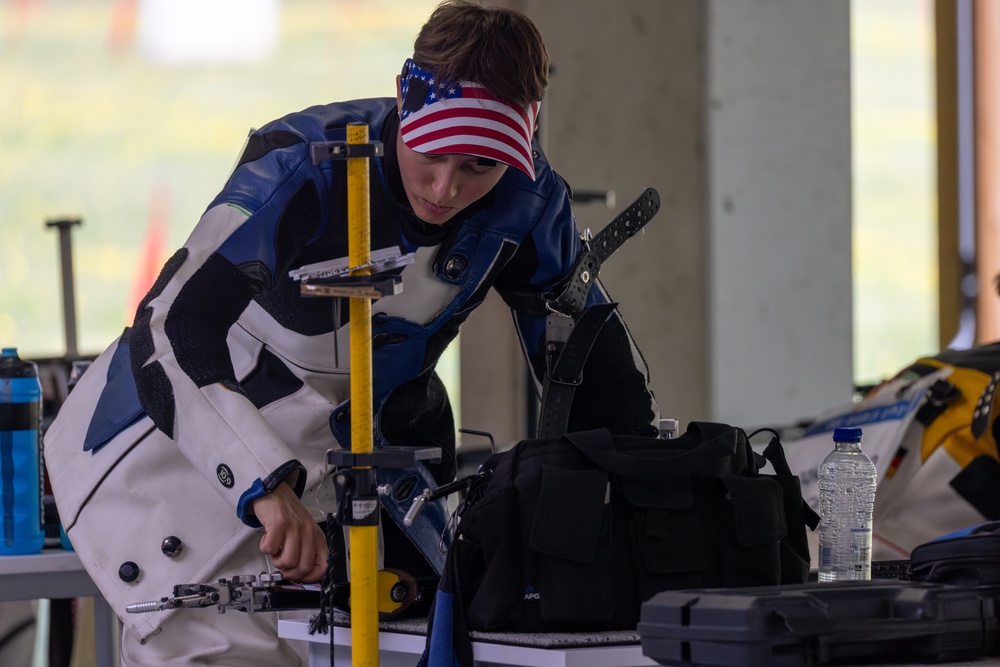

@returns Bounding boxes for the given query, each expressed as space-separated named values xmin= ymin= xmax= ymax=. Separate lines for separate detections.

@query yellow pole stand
xmin=346 ymin=121 xmax=379 ymax=666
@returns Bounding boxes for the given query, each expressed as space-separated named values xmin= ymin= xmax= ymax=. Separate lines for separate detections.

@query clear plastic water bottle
xmin=0 ymin=347 xmax=45 ymax=555
xmin=817 ymin=426 xmax=877 ymax=582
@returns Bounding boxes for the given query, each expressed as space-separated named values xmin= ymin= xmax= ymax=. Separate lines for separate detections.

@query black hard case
xmin=638 ymin=581 xmax=999 ymax=666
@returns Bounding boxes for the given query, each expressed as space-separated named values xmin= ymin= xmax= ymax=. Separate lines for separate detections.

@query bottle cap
xmin=833 ymin=426 xmax=863 ymax=443
xmin=0 ymin=348 xmax=37 ymax=378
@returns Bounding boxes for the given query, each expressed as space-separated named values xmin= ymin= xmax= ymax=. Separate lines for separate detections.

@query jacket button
xmin=119 ymin=561 xmax=140 ymax=583
xmin=444 ymin=256 xmax=467 ymax=280
xmin=161 ymin=535 xmax=184 ymax=557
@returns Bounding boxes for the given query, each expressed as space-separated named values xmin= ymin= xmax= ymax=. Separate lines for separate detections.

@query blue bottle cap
xmin=833 ymin=426 xmax=863 ymax=443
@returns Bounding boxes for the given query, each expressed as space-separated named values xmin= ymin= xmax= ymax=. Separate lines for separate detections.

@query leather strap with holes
xmin=544 ymin=188 xmax=660 ymax=316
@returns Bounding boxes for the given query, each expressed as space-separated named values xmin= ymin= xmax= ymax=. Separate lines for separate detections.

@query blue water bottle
xmin=0 ymin=348 xmax=45 ymax=555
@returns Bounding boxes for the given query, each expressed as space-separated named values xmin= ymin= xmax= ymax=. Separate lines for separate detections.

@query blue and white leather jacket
xmin=47 ymin=97 xmax=657 ymax=594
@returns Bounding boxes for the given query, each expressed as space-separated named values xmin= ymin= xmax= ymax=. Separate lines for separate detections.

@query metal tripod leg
xmin=45 ymin=218 xmax=82 ymax=361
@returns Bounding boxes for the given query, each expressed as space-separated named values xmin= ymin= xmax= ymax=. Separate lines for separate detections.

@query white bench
xmin=278 ymin=616 xmax=658 ymax=667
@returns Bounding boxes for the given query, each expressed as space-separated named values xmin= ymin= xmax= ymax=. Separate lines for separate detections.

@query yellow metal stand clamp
xmin=305 ymin=124 xmax=442 ymax=666
xmin=303 ymin=123 xmax=384 ymax=666
xmin=345 ymin=122 xmax=379 ymax=667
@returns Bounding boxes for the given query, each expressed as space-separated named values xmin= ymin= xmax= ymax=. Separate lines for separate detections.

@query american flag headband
xmin=398 ymin=58 xmax=541 ymax=181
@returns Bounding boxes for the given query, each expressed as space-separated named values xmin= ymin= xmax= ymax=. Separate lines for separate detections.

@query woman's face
xmin=395 ymin=130 xmax=508 ymax=225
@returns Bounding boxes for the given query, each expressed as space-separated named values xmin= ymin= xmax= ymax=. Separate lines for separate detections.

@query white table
xmin=278 ymin=616 xmax=1000 ymax=667
xmin=278 ymin=617 xmax=658 ymax=667
xmin=0 ymin=549 xmax=117 ymax=667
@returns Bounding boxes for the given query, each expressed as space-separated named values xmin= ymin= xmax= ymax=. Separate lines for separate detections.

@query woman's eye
xmin=469 ymin=157 xmax=500 ymax=174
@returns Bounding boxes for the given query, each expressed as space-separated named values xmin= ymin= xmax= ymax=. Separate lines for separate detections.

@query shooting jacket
xmin=44 ymin=97 xmax=657 ymax=641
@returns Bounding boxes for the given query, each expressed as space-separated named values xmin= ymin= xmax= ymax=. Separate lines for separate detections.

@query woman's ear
xmin=396 ymin=75 xmax=403 ymax=113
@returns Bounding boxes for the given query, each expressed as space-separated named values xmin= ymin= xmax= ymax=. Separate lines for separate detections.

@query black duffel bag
xmin=419 ymin=422 xmax=817 ymax=664
xmin=910 ymin=520 xmax=1000 ymax=586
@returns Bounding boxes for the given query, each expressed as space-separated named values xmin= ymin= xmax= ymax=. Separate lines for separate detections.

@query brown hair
xmin=412 ymin=0 xmax=549 ymax=107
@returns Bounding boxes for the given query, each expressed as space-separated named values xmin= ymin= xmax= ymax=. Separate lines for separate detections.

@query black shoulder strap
xmin=535 ymin=188 xmax=661 ymax=439
xmin=761 ymin=435 xmax=821 ymax=530
xmin=536 ymin=303 xmax=617 ymax=438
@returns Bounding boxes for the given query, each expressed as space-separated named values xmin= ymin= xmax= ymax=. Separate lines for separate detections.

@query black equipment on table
xmin=639 ymin=520 xmax=1000 ymax=666
xmin=638 ymin=580 xmax=1000 ymax=667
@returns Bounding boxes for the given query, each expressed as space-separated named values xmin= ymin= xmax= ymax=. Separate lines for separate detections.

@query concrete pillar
xmin=704 ymin=0 xmax=853 ymax=426
xmin=460 ymin=0 xmax=853 ymax=444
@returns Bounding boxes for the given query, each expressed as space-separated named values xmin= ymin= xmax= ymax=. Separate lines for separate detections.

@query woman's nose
xmin=430 ymin=164 xmax=459 ymax=202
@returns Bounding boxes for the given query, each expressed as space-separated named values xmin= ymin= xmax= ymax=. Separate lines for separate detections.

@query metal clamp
xmin=310 ymin=141 xmax=384 ymax=164
xmin=330 ymin=467 xmax=380 ymax=526
xmin=326 ymin=446 xmax=441 ymax=527
xmin=542 ymin=187 xmax=660 ymax=317
xmin=300 ymin=274 xmax=403 ymax=300
xmin=403 ymin=471 xmax=491 ymax=527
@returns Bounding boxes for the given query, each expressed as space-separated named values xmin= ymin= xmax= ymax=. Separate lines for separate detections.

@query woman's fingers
xmin=253 ymin=482 xmax=329 ymax=581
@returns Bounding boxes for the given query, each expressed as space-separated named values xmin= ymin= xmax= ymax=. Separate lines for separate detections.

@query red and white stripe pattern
xmin=399 ymin=58 xmax=541 ymax=180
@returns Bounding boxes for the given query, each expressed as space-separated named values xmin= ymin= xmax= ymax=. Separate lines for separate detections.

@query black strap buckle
xmin=543 ymin=188 xmax=660 ymax=316
xmin=310 ymin=141 xmax=384 ymax=164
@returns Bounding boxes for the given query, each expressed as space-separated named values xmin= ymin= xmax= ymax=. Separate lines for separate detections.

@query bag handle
xmin=562 ymin=423 xmax=747 ymax=480
xmin=750 ymin=428 xmax=821 ymax=531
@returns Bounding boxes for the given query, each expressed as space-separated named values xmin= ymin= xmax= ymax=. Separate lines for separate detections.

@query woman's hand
xmin=252 ymin=481 xmax=328 ymax=583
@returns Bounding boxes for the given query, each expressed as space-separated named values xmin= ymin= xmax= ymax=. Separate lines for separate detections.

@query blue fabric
xmin=83 ymin=337 xmax=146 ymax=453
xmin=418 ymin=590 xmax=462 ymax=667
xmin=239 ymin=461 xmax=308 ymax=527
xmin=417 ymin=524 xmax=476 ymax=667
xmin=236 ymin=478 xmax=266 ymax=528
xmin=375 ymin=465 xmax=450 ymax=575
xmin=933 ymin=520 xmax=1000 ymax=541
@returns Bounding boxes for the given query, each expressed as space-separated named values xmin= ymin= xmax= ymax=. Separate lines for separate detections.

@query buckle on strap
xmin=543 ymin=187 xmax=660 ymax=316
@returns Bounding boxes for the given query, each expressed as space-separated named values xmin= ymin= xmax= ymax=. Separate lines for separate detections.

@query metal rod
xmin=45 ymin=218 xmax=81 ymax=360
xmin=346 ymin=122 xmax=379 ymax=667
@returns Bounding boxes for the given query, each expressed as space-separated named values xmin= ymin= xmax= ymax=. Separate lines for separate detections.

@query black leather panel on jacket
xmin=134 ymin=360 xmax=176 ymax=438
xmin=236 ymin=130 xmax=305 ymax=169
xmin=130 ymin=248 xmax=190 ymax=437
xmin=165 ymin=252 xmax=255 ymax=389
xmin=241 ymin=348 xmax=305 ymax=409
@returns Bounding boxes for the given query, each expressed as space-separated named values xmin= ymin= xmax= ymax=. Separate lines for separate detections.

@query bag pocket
xmin=529 ymin=464 xmax=615 ymax=626
xmin=718 ymin=474 xmax=786 ymax=586
xmin=465 ymin=487 xmax=526 ymax=631
xmin=622 ymin=473 xmax=704 ymax=575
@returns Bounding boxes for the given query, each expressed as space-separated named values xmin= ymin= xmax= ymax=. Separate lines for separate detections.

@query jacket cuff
xmin=236 ymin=459 xmax=307 ymax=527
